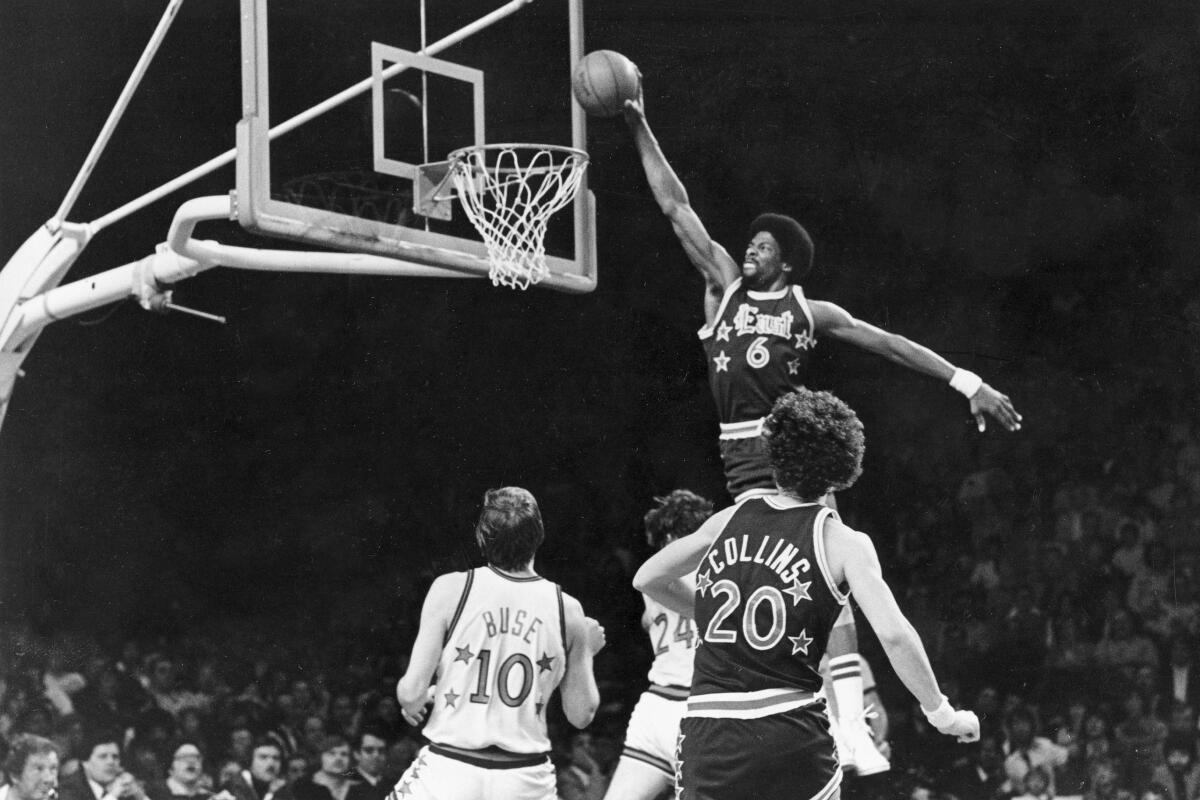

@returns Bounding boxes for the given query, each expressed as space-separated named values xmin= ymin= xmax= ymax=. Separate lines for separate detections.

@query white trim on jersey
xmin=686 ymin=687 xmax=819 ymax=719
xmin=733 ymin=486 xmax=777 ymax=503
xmin=718 ymin=417 xmax=765 ymax=440
xmin=792 ymin=284 xmax=816 ymax=337
xmin=697 ymin=278 xmax=744 ymax=340
xmin=811 ymin=507 xmax=849 ymax=605
xmin=809 ymin=765 xmax=843 ymax=800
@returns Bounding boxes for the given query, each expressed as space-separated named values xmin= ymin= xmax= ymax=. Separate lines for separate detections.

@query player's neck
xmin=490 ymin=561 xmax=537 ymax=578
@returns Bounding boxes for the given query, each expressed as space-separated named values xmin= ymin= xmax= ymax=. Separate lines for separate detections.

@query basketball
xmin=571 ymin=50 xmax=641 ymax=118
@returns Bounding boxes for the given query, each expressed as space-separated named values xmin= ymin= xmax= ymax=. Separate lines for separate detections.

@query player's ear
xmin=781 ymin=261 xmax=793 ymax=275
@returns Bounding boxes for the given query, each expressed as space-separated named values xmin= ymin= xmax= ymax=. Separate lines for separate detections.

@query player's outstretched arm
xmin=622 ymin=90 xmax=739 ymax=303
xmin=633 ymin=506 xmax=734 ymax=617
xmin=560 ymin=593 xmax=606 ymax=729
xmin=824 ymin=519 xmax=980 ymax=743
xmin=396 ymin=573 xmax=458 ymax=726
xmin=810 ymin=300 xmax=1022 ymax=433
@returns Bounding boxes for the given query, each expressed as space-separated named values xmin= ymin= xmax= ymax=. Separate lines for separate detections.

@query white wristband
xmin=950 ymin=369 xmax=983 ymax=399
xmin=922 ymin=696 xmax=955 ymax=729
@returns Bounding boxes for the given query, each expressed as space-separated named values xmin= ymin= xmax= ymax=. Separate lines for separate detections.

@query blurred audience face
xmin=330 ymin=696 xmax=355 ymax=731
xmin=385 ymin=739 xmax=417 ymax=777
xmin=150 ymin=660 xmax=176 ymax=693
xmin=21 ymin=708 xmax=53 ymax=738
xmin=291 ymin=682 xmax=313 ymax=711
xmin=302 ymin=717 xmax=326 ymax=751
xmin=285 ymin=756 xmax=308 ymax=785
xmin=82 ymin=742 xmax=122 ymax=787
xmin=10 ymin=749 xmax=59 ymax=800
xmin=249 ymin=745 xmax=282 ymax=784
xmin=319 ymin=744 xmax=350 ymax=778
xmin=216 ymin=760 xmax=242 ymax=787
xmin=354 ymin=734 xmax=386 ymax=780
xmin=129 ymin=742 xmax=163 ymax=782
xmin=168 ymin=745 xmax=203 ymax=788
xmin=978 ymin=736 xmax=1004 ymax=771
xmin=228 ymin=728 xmax=253 ymax=764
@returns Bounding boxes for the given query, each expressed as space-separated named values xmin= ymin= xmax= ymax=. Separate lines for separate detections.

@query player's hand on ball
xmin=585 ymin=616 xmax=606 ymax=654
xmin=622 ymin=81 xmax=646 ymax=127
xmin=970 ymin=383 xmax=1022 ymax=433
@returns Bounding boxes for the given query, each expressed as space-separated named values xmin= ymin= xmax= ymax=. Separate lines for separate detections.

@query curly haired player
xmin=635 ymin=389 xmax=979 ymax=800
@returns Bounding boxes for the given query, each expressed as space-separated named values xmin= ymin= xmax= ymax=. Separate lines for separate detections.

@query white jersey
xmin=422 ymin=566 xmax=567 ymax=755
xmin=644 ymin=594 xmax=698 ymax=688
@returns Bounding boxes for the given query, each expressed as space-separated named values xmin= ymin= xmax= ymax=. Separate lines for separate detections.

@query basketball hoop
xmin=448 ymin=143 xmax=588 ymax=290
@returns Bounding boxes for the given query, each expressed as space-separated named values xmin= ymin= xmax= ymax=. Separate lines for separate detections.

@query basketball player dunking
xmin=393 ymin=487 xmax=606 ymax=800
xmin=635 ymin=389 xmax=980 ymax=800
xmin=603 ymin=490 xmax=713 ymax=800
xmin=623 ymin=89 xmax=1020 ymax=774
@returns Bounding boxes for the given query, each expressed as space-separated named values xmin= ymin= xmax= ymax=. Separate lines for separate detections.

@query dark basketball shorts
xmin=677 ymin=704 xmax=841 ymax=800
xmin=718 ymin=435 xmax=775 ymax=501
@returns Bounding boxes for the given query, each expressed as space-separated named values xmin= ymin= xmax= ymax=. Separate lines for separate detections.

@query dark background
xmin=0 ymin=0 xmax=1197 ymax=636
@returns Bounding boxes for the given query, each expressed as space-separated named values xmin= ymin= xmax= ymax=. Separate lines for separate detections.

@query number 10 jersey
xmin=422 ymin=566 xmax=568 ymax=755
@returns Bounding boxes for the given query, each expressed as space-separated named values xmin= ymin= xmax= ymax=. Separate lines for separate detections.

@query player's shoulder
xmin=820 ymin=516 xmax=877 ymax=563
xmin=805 ymin=298 xmax=852 ymax=328
xmin=427 ymin=569 xmax=473 ymax=600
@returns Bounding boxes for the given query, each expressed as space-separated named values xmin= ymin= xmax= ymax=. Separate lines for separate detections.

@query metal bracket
xmin=413 ymin=160 xmax=455 ymax=221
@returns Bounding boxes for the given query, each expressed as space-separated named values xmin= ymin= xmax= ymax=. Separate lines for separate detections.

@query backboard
xmin=235 ymin=0 xmax=596 ymax=293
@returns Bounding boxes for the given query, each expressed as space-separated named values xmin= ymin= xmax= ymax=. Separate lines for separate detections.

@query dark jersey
xmin=691 ymin=497 xmax=847 ymax=697
xmin=699 ymin=278 xmax=818 ymax=425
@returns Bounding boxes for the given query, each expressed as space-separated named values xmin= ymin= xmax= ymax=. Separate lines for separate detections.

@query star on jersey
xmin=416 ymin=754 xmax=427 ymax=768
xmin=395 ymin=781 xmax=412 ymax=798
xmin=537 ymin=653 xmax=555 ymax=673
xmin=794 ymin=330 xmax=816 ymax=350
xmin=453 ymin=645 xmax=475 ymax=664
xmin=443 ymin=688 xmax=460 ymax=708
xmin=782 ymin=578 xmax=812 ymax=605
xmin=695 ymin=570 xmax=713 ymax=597
xmin=715 ymin=322 xmax=733 ymax=342
xmin=786 ymin=358 xmax=801 ymax=376
xmin=788 ymin=629 xmax=814 ymax=655
xmin=713 ymin=351 xmax=731 ymax=372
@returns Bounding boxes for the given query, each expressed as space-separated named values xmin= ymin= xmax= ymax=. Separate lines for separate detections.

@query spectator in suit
xmin=343 ymin=728 xmax=388 ymax=800
xmin=1147 ymin=735 xmax=1200 ymax=800
xmin=217 ymin=739 xmax=291 ymax=800
xmin=58 ymin=732 xmax=145 ymax=800
xmin=289 ymin=737 xmax=351 ymax=800
xmin=1 ymin=735 xmax=59 ymax=800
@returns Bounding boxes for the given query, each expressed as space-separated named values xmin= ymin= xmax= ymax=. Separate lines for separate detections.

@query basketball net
xmin=449 ymin=144 xmax=588 ymax=290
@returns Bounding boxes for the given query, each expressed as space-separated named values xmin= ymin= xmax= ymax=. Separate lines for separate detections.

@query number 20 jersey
xmin=691 ymin=497 xmax=847 ymax=698
xmin=699 ymin=278 xmax=817 ymax=425
xmin=422 ymin=566 xmax=567 ymax=754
